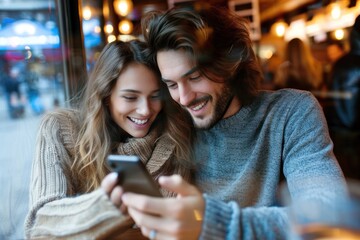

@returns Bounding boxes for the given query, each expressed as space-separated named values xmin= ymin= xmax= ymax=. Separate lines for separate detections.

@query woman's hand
xmin=121 ymin=175 xmax=205 ymax=240
xmin=101 ymin=172 xmax=127 ymax=213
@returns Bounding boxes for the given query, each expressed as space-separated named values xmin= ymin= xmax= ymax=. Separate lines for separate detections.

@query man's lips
xmin=190 ymin=100 xmax=208 ymax=111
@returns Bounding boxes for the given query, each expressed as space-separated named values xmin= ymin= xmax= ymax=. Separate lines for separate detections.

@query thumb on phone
xmin=101 ymin=172 xmax=118 ymax=194
xmin=158 ymin=174 xmax=200 ymax=197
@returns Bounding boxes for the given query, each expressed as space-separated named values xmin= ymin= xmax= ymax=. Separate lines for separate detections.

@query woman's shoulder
xmin=39 ymin=108 xmax=81 ymax=143
xmin=41 ymin=108 xmax=79 ymax=127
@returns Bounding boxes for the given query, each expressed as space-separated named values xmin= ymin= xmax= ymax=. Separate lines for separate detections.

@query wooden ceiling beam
xmin=260 ymin=0 xmax=318 ymax=22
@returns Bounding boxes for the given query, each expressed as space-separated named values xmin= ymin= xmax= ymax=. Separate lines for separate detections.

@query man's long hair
xmin=142 ymin=4 xmax=261 ymax=106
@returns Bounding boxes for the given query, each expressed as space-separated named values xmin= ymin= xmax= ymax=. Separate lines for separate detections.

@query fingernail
xmin=109 ymin=172 xmax=118 ymax=181
xmin=158 ymin=175 xmax=169 ymax=183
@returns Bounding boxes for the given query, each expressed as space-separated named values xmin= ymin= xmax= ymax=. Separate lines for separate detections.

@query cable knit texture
xmin=196 ymin=89 xmax=346 ymax=240
xmin=24 ymin=109 xmax=182 ymax=239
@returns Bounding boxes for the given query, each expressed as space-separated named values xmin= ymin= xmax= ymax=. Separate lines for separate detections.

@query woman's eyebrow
xmin=120 ymin=89 xmax=140 ymax=93
xmin=119 ymin=89 xmax=160 ymax=94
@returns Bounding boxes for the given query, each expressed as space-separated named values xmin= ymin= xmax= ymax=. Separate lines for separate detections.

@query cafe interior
xmin=0 ymin=0 xmax=359 ymax=239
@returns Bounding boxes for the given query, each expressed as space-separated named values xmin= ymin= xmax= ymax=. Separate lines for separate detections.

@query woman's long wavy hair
xmin=71 ymin=40 xmax=194 ymax=193
xmin=142 ymin=4 xmax=261 ymax=106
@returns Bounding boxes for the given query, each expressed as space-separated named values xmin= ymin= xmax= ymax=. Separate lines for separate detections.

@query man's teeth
xmin=192 ymin=101 xmax=207 ymax=111
xmin=129 ymin=117 xmax=149 ymax=125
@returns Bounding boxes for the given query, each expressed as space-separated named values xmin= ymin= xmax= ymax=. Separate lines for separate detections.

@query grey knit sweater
xmin=195 ymin=89 xmax=346 ymax=239
xmin=24 ymin=109 xmax=182 ymax=239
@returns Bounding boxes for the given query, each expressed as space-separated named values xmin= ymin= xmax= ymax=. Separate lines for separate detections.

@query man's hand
xmin=121 ymin=175 xmax=205 ymax=240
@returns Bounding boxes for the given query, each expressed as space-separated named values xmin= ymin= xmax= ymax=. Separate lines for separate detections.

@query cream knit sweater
xmin=24 ymin=109 xmax=183 ymax=239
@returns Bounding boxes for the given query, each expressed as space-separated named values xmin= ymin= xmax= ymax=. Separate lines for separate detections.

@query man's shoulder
xmin=257 ymin=89 xmax=314 ymax=106
xmin=248 ymin=89 xmax=318 ymax=119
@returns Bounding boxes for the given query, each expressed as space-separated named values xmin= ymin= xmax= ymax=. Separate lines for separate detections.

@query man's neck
xmin=223 ymin=97 xmax=241 ymax=119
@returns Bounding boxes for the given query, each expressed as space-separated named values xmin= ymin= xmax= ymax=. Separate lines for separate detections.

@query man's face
xmin=157 ymin=49 xmax=241 ymax=129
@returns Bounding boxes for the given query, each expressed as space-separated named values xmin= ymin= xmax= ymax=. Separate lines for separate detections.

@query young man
xmin=108 ymin=5 xmax=345 ymax=239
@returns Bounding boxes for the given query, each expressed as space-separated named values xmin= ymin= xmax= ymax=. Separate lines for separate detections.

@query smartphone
xmin=107 ymin=154 xmax=163 ymax=197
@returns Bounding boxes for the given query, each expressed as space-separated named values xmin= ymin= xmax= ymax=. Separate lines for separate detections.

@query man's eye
xmin=189 ymin=75 xmax=201 ymax=80
xmin=167 ymin=83 xmax=178 ymax=89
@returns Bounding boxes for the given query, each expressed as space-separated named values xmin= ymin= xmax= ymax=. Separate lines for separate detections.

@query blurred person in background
xmin=327 ymin=41 xmax=346 ymax=64
xmin=328 ymin=15 xmax=360 ymax=180
xmin=2 ymin=65 xmax=25 ymax=119
xmin=274 ymin=38 xmax=323 ymax=91
xmin=25 ymin=63 xmax=45 ymax=115
xmin=324 ymin=41 xmax=346 ymax=90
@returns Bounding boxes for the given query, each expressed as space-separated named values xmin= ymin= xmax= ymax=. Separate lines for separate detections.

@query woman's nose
xmin=136 ymin=99 xmax=150 ymax=116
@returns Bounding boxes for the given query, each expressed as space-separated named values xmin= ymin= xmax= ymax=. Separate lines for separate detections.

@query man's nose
xmin=178 ymin=84 xmax=195 ymax=107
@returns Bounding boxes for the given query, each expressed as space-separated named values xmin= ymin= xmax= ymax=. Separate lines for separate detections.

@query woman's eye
xmin=151 ymin=94 xmax=161 ymax=99
xmin=122 ymin=96 xmax=136 ymax=100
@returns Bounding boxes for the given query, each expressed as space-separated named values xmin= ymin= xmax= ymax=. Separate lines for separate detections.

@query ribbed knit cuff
xmin=199 ymin=194 xmax=241 ymax=240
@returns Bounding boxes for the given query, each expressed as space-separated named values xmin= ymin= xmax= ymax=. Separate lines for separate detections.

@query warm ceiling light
xmin=113 ymin=0 xmax=133 ymax=17
xmin=330 ymin=3 xmax=342 ymax=19
xmin=118 ymin=19 xmax=133 ymax=34
xmin=83 ymin=6 xmax=92 ymax=20
xmin=118 ymin=34 xmax=137 ymax=42
xmin=107 ymin=35 xmax=116 ymax=43
xmin=271 ymin=20 xmax=288 ymax=37
xmin=104 ymin=24 xmax=114 ymax=34
xmin=334 ymin=29 xmax=345 ymax=40
xmin=275 ymin=23 xmax=286 ymax=37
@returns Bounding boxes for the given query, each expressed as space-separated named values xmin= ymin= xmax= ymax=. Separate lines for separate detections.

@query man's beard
xmin=191 ymin=86 xmax=234 ymax=130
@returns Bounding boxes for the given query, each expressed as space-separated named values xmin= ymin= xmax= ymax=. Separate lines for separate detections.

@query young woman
xmin=24 ymin=40 xmax=194 ymax=239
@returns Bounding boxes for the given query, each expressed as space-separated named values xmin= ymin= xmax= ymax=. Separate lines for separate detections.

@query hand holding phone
xmin=107 ymin=155 xmax=163 ymax=197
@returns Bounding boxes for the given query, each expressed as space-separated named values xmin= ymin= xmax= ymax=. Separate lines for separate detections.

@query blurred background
xmin=0 ymin=0 xmax=359 ymax=239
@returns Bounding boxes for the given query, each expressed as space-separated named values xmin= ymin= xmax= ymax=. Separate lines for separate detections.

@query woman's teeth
xmin=129 ymin=117 xmax=149 ymax=125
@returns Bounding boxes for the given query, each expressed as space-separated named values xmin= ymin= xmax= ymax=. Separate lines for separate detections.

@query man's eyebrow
xmin=161 ymin=66 xmax=199 ymax=82
xmin=182 ymin=66 xmax=199 ymax=77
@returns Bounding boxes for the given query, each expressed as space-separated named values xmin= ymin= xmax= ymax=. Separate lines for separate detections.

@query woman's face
xmin=109 ymin=62 xmax=162 ymax=138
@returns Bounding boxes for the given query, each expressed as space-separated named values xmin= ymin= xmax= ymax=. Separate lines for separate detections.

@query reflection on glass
xmin=0 ymin=2 xmax=65 ymax=120
xmin=0 ymin=1 xmax=66 ymax=239
xmin=81 ymin=0 xmax=104 ymax=72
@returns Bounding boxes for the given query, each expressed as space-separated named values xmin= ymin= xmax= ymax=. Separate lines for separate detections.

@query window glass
xmin=81 ymin=0 xmax=104 ymax=72
xmin=0 ymin=1 xmax=67 ymax=238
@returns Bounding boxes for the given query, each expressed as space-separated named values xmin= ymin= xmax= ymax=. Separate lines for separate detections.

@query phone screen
xmin=107 ymin=155 xmax=163 ymax=197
